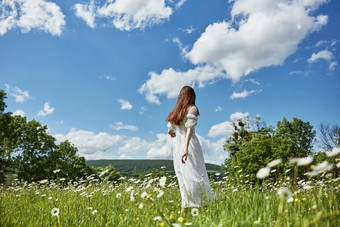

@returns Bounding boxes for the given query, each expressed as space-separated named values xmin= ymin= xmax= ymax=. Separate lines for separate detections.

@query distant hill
xmin=86 ymin=159 xmax=222 ymax=178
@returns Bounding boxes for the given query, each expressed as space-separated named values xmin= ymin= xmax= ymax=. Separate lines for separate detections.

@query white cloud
xmin=73 ymin=0 xmax=96 ymax=28
xmin=229 ymin=112 xmax=249 ymax=121
xmin=230 ymin=89 xmax=261 ymax=99
xmin=119 ymin=154 xmax=132 ymax=159
xmin=54 ymin=128 xmax=122 ymax=157
xmin=110 ymin=122 xmax=139 ymax=131
xmin=0 ymin=0 xmax=65 ymax=36
xmin=181 ymin=25 xmax=196 ymax=34
xmin=73 ymin=0 xmax=174 ymax=31
xmin=140 ymin=0 xmax=328 ymax=102
xmin=315 ymin=40 xmax=327 ymax=47
xmin=215 ymin=106 xmax=223 ymax=112
xmin=208 ymin=121 xmax=234 ymax=138
xmin=37 ymin=102 xmax=54 ymax=116
xmin=139 ymin=65 xmax=225 ymax=104
xmin=172 ymin=37 xmax=188 ymax=56
xmin=12 ymin=109 xmax=25 ymax=117
xmin=208 ymin=112 xmax=249 ymax=138
xmin=5 ymin=84 xmax=32 ymax=103
xmin=329 ymin=61 xmax=337 ymax=71
xmin=308 ymin=50 xmax=333 ymax=63
xmin=118 ymin=99 xmax=133 ymax=110
xmin=146 ymin=133 xmax=174 ymax=159
xmin=118 ymin=137 xmax=150 ymax=154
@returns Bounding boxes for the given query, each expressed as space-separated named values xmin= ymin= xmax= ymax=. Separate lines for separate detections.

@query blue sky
xmin=1 ymin=0 xmax=339 ymax=164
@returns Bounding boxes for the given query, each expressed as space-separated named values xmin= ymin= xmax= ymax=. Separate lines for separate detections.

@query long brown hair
xmin=166 ymin=86 xmax=199 ymax=125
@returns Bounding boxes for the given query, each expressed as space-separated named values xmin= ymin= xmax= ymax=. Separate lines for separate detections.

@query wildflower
xmin=277 ymin=187 xmax=292 ymax=199
xmin=40 ymin=179 xmax=48 ymax=184
xmin=232 ymin=188 xmax=238 ymax=192
xmin=287 ymin=197 xmax=294 ymax=203
xmin=325 ymin=194 xmax=328 ymax=198
xmin=116 ymin=193 xmax=122 ymax=198
xmin=41 ymin=194 xmax=46 ymax=197
xmin=60 ymin=178 xmax=66 ymax=181
xmin=48 ymin=197 xmax=52 ymax=200
xmin=267 ymin=159 xmax=282 ymax=168
xmin=191 ymin=208 xmax=199 ymax=217
xmin=172 ymin=224 xmax=180 ymax=227
xmin=303 ymin=185 xmax=312 ymax=190
xmin=126 ymin=186 xmax=134 ymax=192
xmin=159 ymin=176 xmax=167 ymax=187
xmin=298 ymin=156 xmax=314 ymax=166
xmin=92 ymin=210 xmax=97 ymax=215
xmin=51 ymin=208 xmax=59 ymax=216
xmin=302 ymin=198 xmax=306 ymax=201
xmin=141 ymin=191 xmax=148 ymax=198
xmin=256 ymin=167 xmax=270 ymax=179
xmin=254 ymin=220 xmax=260 ymax=225
xmin=153 ymin=216 xmax=162 ymax=221
xmin=53 ymin=169 xmax=61 ymax=174
xmin=161 ymin=166 xmax=166 ymax=169
xmin=178 ymin=217 xmax=184 ymax=223
xmin=159 ymin=222 xmax=165 ymax=227
xmin=294 ymin=198 xmax=299 ymax=202
xmin=157 ymin=190 xmax=164 ymax=198
xmin=326 ymin=147 xmax=340 ymax=157
xmin=138 ymin=203 xmax=144 ymax=209
xmin=215 ymin=172 xmax=221 ymax=176
xmin=87 ymin=207 xmax=93 ymax=210
xmin=313 ymin=161 xmax=334 ymax=173
xmin=169 ymin=200 xmax=174 ymax=203
xmin=184 ymin=223 xmax=193 ymax=226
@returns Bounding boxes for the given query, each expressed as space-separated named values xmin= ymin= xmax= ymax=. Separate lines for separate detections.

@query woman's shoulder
xmin=187 ymin=105 xmax=198 ymax=116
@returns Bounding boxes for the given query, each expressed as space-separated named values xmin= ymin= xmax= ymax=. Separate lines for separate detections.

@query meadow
xmin=1 ymin=164 xmax=339 ymax=227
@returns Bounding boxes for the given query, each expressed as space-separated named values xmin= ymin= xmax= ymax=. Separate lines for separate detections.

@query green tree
xmin=276 ymin=117 xmax=316 ymax=156
xmin=223 ymin=117 xmax=316 ymax=184
xmin=49 ymin=140 xmax=88 ymax=180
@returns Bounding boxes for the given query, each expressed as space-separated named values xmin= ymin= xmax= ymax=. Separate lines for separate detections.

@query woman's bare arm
xmin=181 ymin=127 xmax=193 ymax=164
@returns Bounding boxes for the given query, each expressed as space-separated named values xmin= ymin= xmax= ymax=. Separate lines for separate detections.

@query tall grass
xmin=1 ymin=170 xmax=339 ymax=227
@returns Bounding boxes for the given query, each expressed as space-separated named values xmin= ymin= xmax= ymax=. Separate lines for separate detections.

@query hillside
xmin=86 ymin=159 xmax=222 ymax=177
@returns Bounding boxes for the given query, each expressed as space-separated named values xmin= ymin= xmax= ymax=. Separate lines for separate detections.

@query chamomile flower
xmin=191 ymin=208 xmax=199 ymax=216
xmin=256 ymin=167 xmax=270 ymax=179
xmin=159 ymin=176 xmax=167 ymax=187
xmin=51 ymin=208 xmax=59 ymax=216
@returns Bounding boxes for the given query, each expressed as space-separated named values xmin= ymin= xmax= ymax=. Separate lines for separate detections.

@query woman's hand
xmin=168 ymin=129 xmax=176 ymax=138
xmin=181 ymin=150 xmax=188 ymax=164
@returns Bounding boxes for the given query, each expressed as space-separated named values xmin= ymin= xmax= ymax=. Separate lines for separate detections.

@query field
xmin=1 ymin=169 xmax=339 ymax=227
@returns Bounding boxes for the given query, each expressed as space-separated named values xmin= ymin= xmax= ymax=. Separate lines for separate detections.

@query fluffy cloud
xmin=5 ymin=84 xmax=31 ymax=103
xmin=12 ymin=109 xmax=25 ymax=117
xmin=110 ymin=122 xmax=139 ymax=131
xmin=215 ymin=106 xmax=223 ymax=112
xmin=73 ymin=0 xmax=96 ymax=28
xmin=308 ymin=50 xmax=333 ymax=63
xmin=146 ymin=134 xmax=174 ymax=159
xmin=139 ymin=65 xmax=225 ymax=104
xmin=73 ymin=0 xmax=177 ymax=31
xmin=118 ymin=137 xmax=150 ymax=154
xmin=37 ymin=102 xmax=54 ymax=116
xmin=0 ymin=0 xmax=65 ymax=36
xmin=208 ymin=112 xmax=249 ymax=138
xmin=139 ymin=0 xmax=329 ymax=103
xmin=329 ymin=61 xmax=337 ymax=71
xmin=118 ymin=99 xmax=133 ymax=110
xmin=208 ymin=122 xmax=234 ymax=138
xmin=54 ymin=128 xmax=122 ymax=157
xmin=230 ymin=89 xmax=261 ymax=99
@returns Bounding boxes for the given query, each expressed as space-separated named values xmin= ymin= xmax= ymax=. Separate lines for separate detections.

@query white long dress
xmin=168 ymin=106 xmax=214 ymax=208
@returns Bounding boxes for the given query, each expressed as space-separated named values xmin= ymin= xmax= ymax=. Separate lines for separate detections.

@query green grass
xmin=1 ymin=174 xmax=339 ymax=227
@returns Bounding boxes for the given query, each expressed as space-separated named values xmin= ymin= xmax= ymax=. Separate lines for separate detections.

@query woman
xmin=166 ymin=86 xmax=214 ymax=212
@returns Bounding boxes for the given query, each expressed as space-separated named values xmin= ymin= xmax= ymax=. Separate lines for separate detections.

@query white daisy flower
xmin=191 ymin=208 xmax=199 ymax=216
xmin=267 ymin=159 xmax=282 ymax=168
xmin=159 ymin=176 xmax=167 ymax=187
xmin=256 ymin=167 xmax=271 ymax=179
xmin=51 ymin=208 xmax=59 ymax=216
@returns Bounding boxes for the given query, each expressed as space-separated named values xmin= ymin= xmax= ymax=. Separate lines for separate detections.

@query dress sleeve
xmin=184 ymin=106 xmax=198 ymax=129
xmin=167 ymin=122 xmax=175 ymax=131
